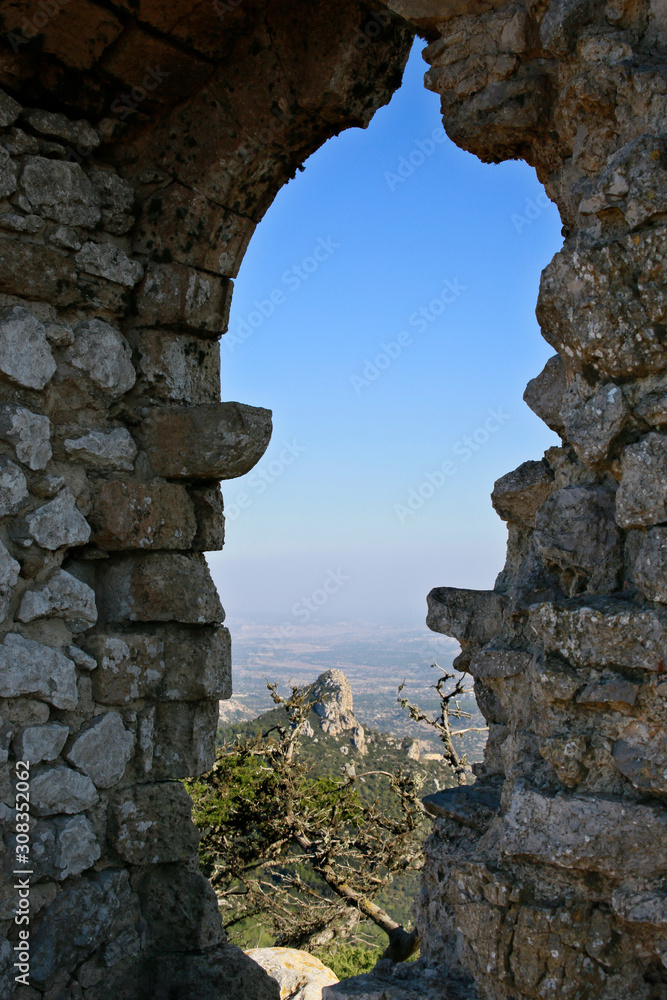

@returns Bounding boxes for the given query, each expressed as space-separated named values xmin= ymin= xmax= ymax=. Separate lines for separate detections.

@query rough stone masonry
xmin=0 ymin=0 xmax=665 ymax=998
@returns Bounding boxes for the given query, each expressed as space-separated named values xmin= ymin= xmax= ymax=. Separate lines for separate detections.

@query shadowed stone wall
xmin=0 ymin=4 xmax=412 ymax=997
xmin=2 ymin=0 xmax=667 ymax=997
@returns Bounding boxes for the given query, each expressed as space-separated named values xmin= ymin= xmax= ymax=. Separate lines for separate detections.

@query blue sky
xmin=207 ymin=39 xmax=563 ymax=627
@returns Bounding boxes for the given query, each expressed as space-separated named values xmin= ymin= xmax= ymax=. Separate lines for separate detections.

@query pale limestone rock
xmin=20 ymin=156 xmax=101 ymax=227
xmin=66 ymin=711 xmax=134 ymax=788
xmin=0 ymin=306 xmax=55 ymax=390
xmin=0 ymin=538 xmax=19 ymax=622
xmin=0 ymin=456 xmax=28 ymax=516
xmin=64 ymin=427 xmax=137 ymax=471
xmin=0 ymin=403 xmax=52 ymax=470
xmin=14 ymin=722 xmax=69 ymax=763
xmin=25 ymin=488 xmax=91 ymax=550
xmin=246 ymin=948 xmax=338 ymax=1000
xmin=75 ymin=241 xmax=144 ymax=287
xmin=304 ymin=670 xmax=367 ymax=754
xmin=68 ymin=319 xmax=136 ymax=393
xmin=31 ymin=765 xmax=98 ymax=816
xmin=18 ymin=568 xmax=97 ymax=631
xmin=0 ymin=634 xmax=78 ymax=709
xmin=616 ymin=433 xmax=667 ymax=527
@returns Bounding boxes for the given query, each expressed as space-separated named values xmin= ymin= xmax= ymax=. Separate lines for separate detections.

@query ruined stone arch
xmin=1 ymin=0 xmax=667 ymax=998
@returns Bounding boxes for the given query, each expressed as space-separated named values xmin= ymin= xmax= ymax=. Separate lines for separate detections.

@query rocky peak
xmin=303 ymin=669 xmax=367 ymax=755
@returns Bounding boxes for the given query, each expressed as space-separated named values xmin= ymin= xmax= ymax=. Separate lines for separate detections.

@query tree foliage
xmin=186 ymin=662 xmax=487 ymax=960
xmin=186 ymin=682 xmax=424 ymax=960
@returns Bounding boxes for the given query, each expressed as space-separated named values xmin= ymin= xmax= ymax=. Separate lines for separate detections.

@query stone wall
xmin=378 ymin=0 xmax=667 ymax=997
xmin=0 ymin=4 xmax=412 ymax=998
xmin=2 ymin=0 xmax=667 ymax=997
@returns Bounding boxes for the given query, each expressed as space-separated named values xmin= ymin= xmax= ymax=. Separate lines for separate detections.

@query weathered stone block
xmin=561 ymin=381 xmax=629 ymax=464
xmin=89 ymin=480 xmax=197 ymax=550
xmin=0 ymin=456 xmax=28 ymax=516
xmin=426 ymin=587 xmax=507 ymax=644
xmin=30 ymin=871 xmax=129 ymax=989
xmin=133 ymin=181 xmax=255 ymax=277
xmin=468 ymin=648 xmax=531 ymax=679
xmin=616 ymin=433 xmax=667 ymax=527
xmin=523 ymin=354 xmax=567 ymax=435
xmin=95 ymin=554 xmax=224 ymax=624
xmin=0 ymin=89 xmax=21 ymax=127
xmin=89 ymin=169 xmax=135 ymax=234
xmin=137 ymin=863 xmax=224 ymax=950
xmin=534 ymin=486 xmax=623 ymax=594
xmin=530 ymin=599 xmax=667 ymax=672
xmin=151 ymin=699 xmax=218 ymax=778
xmin=148 ymin=945 xmax=282 ymax=1000
xmin=0 ymin=146 xmax=17 ymax=199
xmin=21 ymin=108 xmax=100 ymax=149
xmin=67 ymin=319 xmax=136 ymax=394
xmin=141 ymin=401 xmax=272 ymax=479
xmin=135 ymin=262 xmax=232 ymax=333
xmin=0 ymin=538 xmax=19 ymax=622
xmin=30 ymin=814 xmax=101 ymax=880
xmin=612 ymin=720 xmax=667 ymax=793
xmin=31 ymin=765 xmax=98 ymax=816
xmin=0 ymin=634 xmax=78 ymax=709
xmin=20 ymin=156 xmax=101 ymax=227
xmin=0 ymin=403 xmax=51 ymax=470
xmin=64 ymin=427 xmax=137 ymax=472
xmin=24 ymin=488 xmax=91 ymax=550
xmin=87 ymin=626 xmax=231 ymax=704
xmin=633 ymin=527 xmax=667 ymax=603
xmin=500 ymin=782 xmax=667 ymax=877
xmin=537 ymin=229 xmax=667 ymax=379
xmin=491 ymin=460 xmax=554 ymax=526
xmin=13 ymin=723 xmax=69 ymax=764
xmin=136 ymin=328 xmax=221 ymax=403
xmin=109 ymin=782 xmax=200 ymax=863
xmin=75 ymin=241 xmax=144 ymax=287
xmin=65 ymin=711 xmax=134 ymax=788
xmin=18 ymin=568 xmax=97 ymax=631
xmin=0 ymin=305 xmax=55 ymax=390
xmin=190 ymin=483 xmax=225 ymax=551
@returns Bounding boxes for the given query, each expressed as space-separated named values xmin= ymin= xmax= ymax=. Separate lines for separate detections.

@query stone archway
xmin=0 ymin=1 xmax=666 ymax=998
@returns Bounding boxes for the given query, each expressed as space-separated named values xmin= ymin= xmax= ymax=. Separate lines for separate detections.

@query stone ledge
xmin=323 ymin=962 xmax=478 ymax=999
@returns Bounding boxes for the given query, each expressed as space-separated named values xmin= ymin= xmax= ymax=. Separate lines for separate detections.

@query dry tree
xmin=186 ymin=682 xmax=424 ymax=962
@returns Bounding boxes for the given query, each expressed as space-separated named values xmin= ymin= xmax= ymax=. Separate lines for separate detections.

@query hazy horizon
xmin=208 ymin=38 xmax=562 ymax=629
